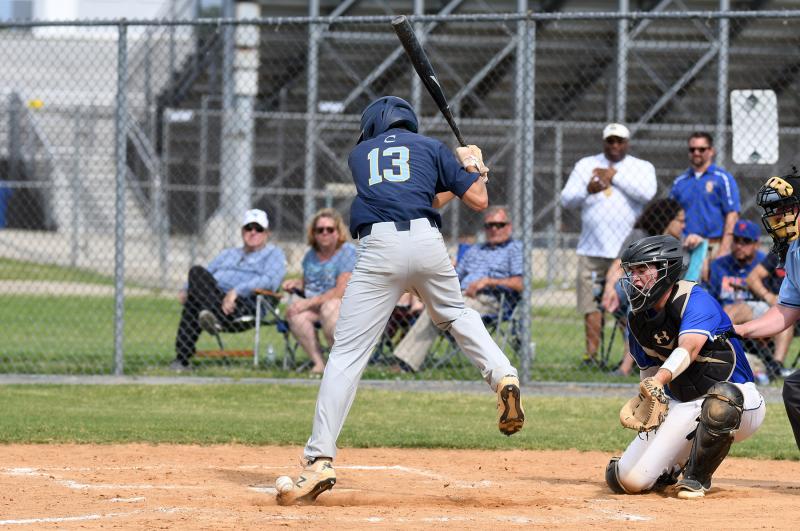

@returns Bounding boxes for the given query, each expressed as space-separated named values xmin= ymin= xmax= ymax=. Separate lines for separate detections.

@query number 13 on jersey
xmin=367 ymin=146 xmax=410 ymax=185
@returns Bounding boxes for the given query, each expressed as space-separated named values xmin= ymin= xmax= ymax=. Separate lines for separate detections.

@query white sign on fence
xmin=731 ymin=89 xmax=779 ymax=165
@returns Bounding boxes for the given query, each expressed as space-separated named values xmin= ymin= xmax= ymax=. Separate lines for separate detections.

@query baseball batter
xmin=605 ymin=235 xmax=765 ymax=498
xmin=277 ymin=96 xmax=524 ymax=506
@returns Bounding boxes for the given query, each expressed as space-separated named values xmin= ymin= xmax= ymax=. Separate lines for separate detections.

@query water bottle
xmin=266 ymin=344 xmax=276 ymax=365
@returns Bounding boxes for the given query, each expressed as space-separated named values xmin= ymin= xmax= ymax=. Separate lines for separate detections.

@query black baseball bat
xmin=391 ymin=15 xmax=467 ymax=147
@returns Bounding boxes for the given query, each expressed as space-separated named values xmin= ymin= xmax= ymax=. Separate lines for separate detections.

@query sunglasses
xmin=688 ymin=146 xmax=710 ymax=153
xmin=733 ymin=236 xmax=756 ymax=245
xmin=484 ymin=221 xmax=509 ymax=230
xmin=315 ymin=226 xmax=336 ymax=235
xmin=604 ymin=137 xmax=627 ymax=145
xmin=242 ymin=224 xmax=265 ymax=233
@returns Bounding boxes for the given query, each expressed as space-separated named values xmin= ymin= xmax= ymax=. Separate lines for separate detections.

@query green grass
xmin=0 ymin=257 xmax=114 ymax=284
xmin=0 ymin=290 xmax=795 ymax=387
xmin=0 ymin=384 xmax=795 ymax=460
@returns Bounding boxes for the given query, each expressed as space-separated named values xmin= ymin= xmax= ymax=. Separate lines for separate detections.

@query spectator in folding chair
xmin=281 ymin=208 xmax=356 ymax=376
xmin=170 ymin=208 xmax=287 ymax=371
xmin=601 ymin=198 xmax=702 ymax=376
xmin=393 ymin=205 xmax=523 ymax=372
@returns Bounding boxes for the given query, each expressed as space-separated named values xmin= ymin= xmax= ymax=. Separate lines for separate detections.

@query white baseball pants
xmin=304 ymin=218 xmax=519 ymax=459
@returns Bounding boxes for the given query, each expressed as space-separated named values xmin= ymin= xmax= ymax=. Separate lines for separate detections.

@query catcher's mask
xmin=358 ymin=96 xmax=418 ymax=143
xmin=620 ymin=235 xmax=686 ymax=314
xmin=757 ymin=170 xmax=800 ymax=263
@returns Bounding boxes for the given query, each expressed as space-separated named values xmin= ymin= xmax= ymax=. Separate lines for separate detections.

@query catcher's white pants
xmin=304 ymin=218 xmax=518 ymax=460
xmin=616 ymin=381 xmax=765 ymax=493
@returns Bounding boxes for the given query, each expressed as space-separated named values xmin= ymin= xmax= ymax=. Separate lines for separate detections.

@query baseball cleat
xmin=497 ymin=376 xmax=524 ymax=436
xmin=674 ymin=478 xmax=708 ymax=499
xmin=276 ymin=458 xmax=336 ymax=506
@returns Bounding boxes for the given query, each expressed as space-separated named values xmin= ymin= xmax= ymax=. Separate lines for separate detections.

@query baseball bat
xmin=391 ymin=15 xmax=467 ymax=147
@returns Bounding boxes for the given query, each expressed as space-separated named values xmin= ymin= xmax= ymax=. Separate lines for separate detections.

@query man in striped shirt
xmin=670 ymin=132 xmax=740 ymax=260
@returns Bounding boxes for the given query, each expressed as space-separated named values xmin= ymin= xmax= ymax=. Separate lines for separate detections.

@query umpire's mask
xmin=758 ymin=172 xmax=800 ymax=264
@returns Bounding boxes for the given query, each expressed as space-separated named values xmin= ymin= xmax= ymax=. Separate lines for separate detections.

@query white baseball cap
xmin=242 ymin=208 xmax=269 ymax=229
xmin=602 ymin=123 xmax=630 ymax=140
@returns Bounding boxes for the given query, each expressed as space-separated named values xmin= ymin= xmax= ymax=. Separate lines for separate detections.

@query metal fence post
xmin=304 ymin=1 xmax=321 ymax=225
xmin=520 ymin=13 xmax=536 ymax=384
xmin=114 ymin=22 xmax=129 ymax=375
xmin=717 ymin=0 xmax=730 ymax=165
xmin=616 ymin=0 xmax=629 ymax=122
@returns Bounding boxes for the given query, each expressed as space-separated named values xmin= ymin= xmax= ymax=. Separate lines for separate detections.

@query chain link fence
xmin=2 ymin=9 xmax=800 ymax=382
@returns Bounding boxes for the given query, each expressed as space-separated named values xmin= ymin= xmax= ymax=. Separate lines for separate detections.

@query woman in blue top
xmin=282 ymin=208 xmax=356 ymax=375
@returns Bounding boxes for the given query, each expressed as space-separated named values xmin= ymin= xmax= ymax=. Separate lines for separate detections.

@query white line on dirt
xmin=340 ymin=464 xmax=494 ymax=489
xmin=108 ymin=497 xmax=146 ymax=503
xmin=0 ymin=510 xmax=142 ymax=526
xmin=3 ymin=467 xmax=205 ymax=490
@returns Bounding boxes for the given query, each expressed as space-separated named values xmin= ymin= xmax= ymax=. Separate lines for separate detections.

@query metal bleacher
xmin=150 ymin=0 xmax=800 ymax=240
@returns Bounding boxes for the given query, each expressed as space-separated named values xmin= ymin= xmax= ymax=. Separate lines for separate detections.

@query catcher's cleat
xmin=674 ymin=478 xmax=708 ymax=499
xmin=497 ymin=376 xmax=525 ymax=436
xmin=276 ymin=458 xmax=336 ymax=506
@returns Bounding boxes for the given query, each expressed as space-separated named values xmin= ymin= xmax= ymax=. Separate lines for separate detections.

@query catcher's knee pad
xmin=682 ymin=382 xmax=744 ymax=489
xmin=605 ymin=457 xmax=632 ymax=494
xmin=701 ymin=382 xmax=744 ymax=435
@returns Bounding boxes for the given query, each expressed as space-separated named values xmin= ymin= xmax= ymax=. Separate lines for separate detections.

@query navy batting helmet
xmin=620 ymin=235 xmax=686 ymax=314
xmin=358 ymin=96 xmax=418 ymax=143
xmin=757 ymin=170 xmax=800 ymax=262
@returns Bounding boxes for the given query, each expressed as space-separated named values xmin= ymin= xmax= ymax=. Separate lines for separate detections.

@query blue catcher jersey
xmin=628 ymin=285 xmax=755 ymax=387
xmin=347 ymin=128 xmax=479 ymax=238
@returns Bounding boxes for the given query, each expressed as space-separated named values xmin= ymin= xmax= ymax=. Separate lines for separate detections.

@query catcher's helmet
xmin=757 ymin=170 xmax=800 ymax=262
xmin=620 ymin=235 xmax=686 ymax=314
xmin=358 ymin=96 xmax=418 ymax=143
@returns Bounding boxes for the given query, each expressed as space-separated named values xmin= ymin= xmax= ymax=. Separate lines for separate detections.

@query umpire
xmin=735 ymin=173 xmax=800 ymax=450
xmin=275 ymin=96 xmax=525 ymax=506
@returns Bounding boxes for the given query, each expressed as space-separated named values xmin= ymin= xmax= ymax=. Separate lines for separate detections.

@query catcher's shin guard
xmin=605 ymin=457 xmax=630 ymax=494
xmin=276 ymin=457 xmax=336 ymax=506
xmin=497 ymin=376 xmax=525 ymax=436
xmin=676 ymin=382 xmax=744 ymax=499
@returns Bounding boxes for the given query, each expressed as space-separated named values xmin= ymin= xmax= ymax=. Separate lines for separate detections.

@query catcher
xmin=606 ymin=235 xmax=765 ymax=499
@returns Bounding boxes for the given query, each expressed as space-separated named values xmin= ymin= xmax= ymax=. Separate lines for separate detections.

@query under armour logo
xmin=653 ymin=331 xmax=670 ymax=345
xmin=384 ymin=135 xmax=396 ymax=143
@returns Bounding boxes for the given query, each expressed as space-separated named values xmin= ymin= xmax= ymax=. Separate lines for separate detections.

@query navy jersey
xmin=347 ymin=128 xmax=479 ymax=238
xmin=628 ymin=285 xmax=754 ymax=390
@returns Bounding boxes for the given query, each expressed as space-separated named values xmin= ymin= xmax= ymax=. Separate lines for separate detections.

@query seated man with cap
xmin=171 ymin=208 xmax=287 ymax=371
xmin=707 ymin=219 xmax=766 ymax=321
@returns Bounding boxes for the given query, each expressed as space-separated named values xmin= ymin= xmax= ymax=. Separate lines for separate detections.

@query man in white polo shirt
xmin=560 ymin=123 xmax=657 ymax=369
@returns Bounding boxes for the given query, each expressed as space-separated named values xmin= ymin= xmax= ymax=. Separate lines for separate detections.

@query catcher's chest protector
xmin=628 ymin=280 xmax=736 ymax=402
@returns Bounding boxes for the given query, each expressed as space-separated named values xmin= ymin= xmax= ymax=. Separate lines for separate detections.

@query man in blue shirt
xmin=393 ymin=205 xmax=523 ymax=371
xmin=736 ymin=172 xmax=800 ymax=450
xmin=605 ymin=235 xmax=764 ymax=499
xmin=707 ymin=219 xmax=765 ymax=310
xmin=276 ymin=96 xmax=524 ymax=506
xmin=670 ymin=132 xmax=740 ymax=259
xmin=171 ymin=208 xmax=286 ymax=370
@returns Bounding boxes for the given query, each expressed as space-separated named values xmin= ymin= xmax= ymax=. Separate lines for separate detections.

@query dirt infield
xmin=1 ymin=444 xmax=797 ymax=529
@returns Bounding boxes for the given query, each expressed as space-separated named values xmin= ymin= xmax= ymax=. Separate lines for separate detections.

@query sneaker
xmin=674 ymin=478 xmax=708 ymax=499
xmin=780 ymin=367 xmax=796 ymax=378
xmin=169 ymin=359 xmax=191 ymax=372
xmin=497 ymin=376 xmax=525 ymax=436
xmin=276 ymin=458 xmax=336 ymax=506
xmin=198 ymin=310 xmax=223 ymax=335
xmin=580 ymin=356 xmax=607 ymax=371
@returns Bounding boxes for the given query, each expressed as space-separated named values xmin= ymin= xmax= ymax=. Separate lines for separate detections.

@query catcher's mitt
xmin=619 ymin=377 xmax=669 ymax=433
